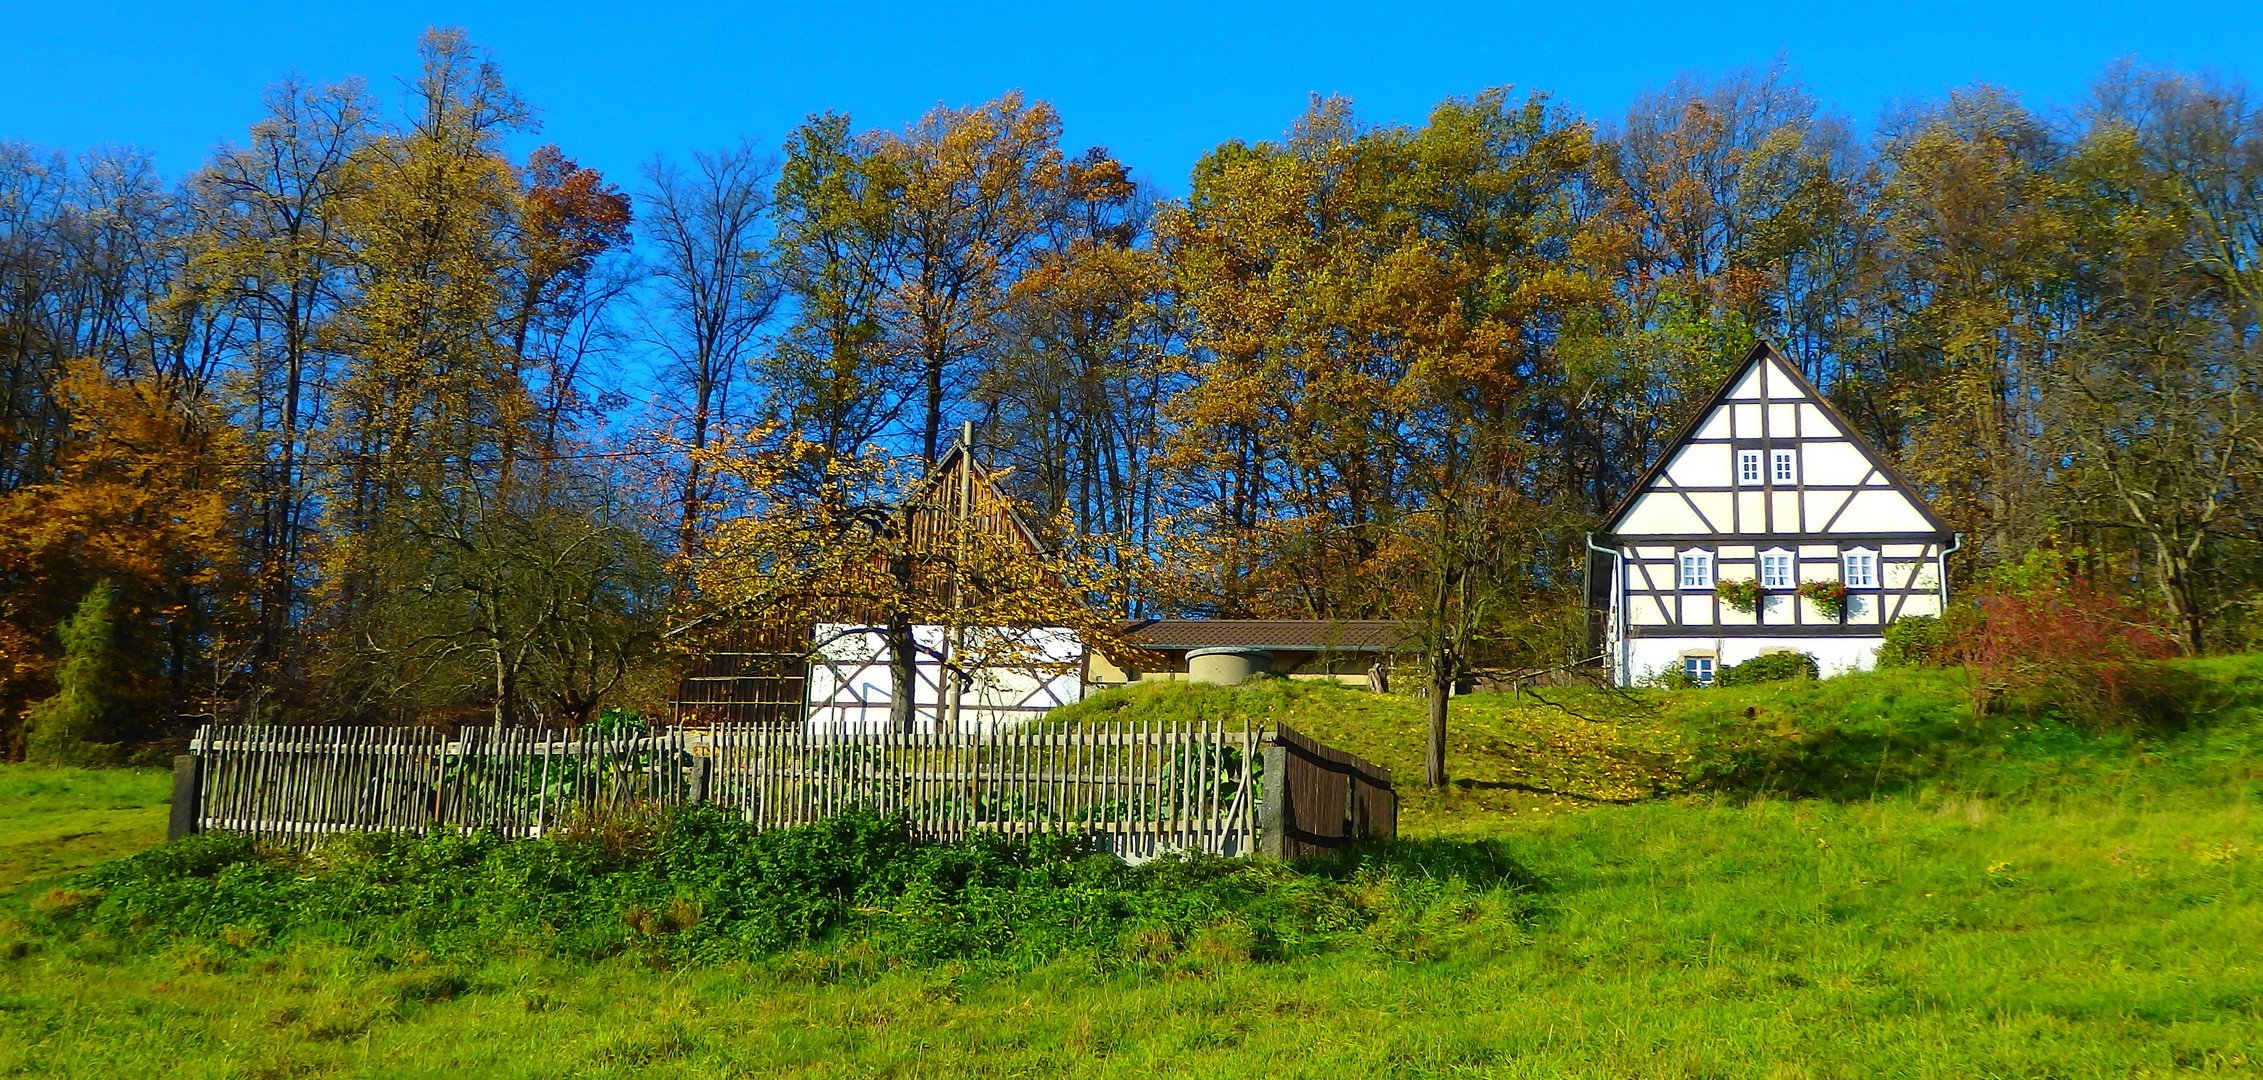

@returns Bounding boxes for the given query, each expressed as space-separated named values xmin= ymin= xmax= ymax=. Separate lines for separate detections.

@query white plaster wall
xmin=807 ymin=624 xmax=1084 ymax=734
xmin=1836 ymin=490 xmax=1933 ymax=532
xmin=1620 ymin=492 xmax=1708 ymax=534
xmin=1767 ymin=403 xmax=1799 ymax=434
xmin=1666 ymin=444 xmax=1733 ymax=487
xmin=1801 ymin=441 xmax=1869 ymax=482
xmin=1625 ymin=635 xmax=1884 ymax=685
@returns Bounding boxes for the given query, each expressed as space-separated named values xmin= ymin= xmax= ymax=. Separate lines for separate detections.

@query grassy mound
xmin=12 ymin=809 xmax=1538 ymax=975
xmin=1056 ymin=656 xmax=2263 ymax=830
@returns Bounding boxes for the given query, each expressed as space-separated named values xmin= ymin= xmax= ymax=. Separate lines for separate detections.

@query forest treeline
xmin=3 ymin=30 xmax=2259 ymax=752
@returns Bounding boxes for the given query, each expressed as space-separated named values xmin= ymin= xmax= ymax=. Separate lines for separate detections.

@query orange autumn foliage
xmin=0 ymin=358 xmax=248 ymax=744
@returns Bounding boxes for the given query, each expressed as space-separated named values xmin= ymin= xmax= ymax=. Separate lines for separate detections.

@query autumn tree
xmin=2043 ymin=71 xmax=2263 ymax=652
xmin=767 ymin=114 xmax=901 ymax=466
xmin=511 ymin=144 xmax=634 ymax=464
xmin=642 ymin=142 xmax=778 ymax=559
xmin=0 ymin=356 xmax=248 ymax=744
xmin=1865 ymin=89 xmax=2068 ymax=560
xmin=1161 ymin=91 xmax=1604 ymax=783
xmin=333 ymin=479 xmax=664 ymax=727
xmin=869 ymin=92 xmax=1068 ymax=462
xmin=977 ymin=147 xmax=1174 ymax=596
xmin=176 ymin=75 xmax=373 ymax=698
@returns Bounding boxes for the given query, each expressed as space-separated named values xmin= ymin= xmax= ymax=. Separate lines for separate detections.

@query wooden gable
xmin=900 ymin=442 xmax=1049 ymax=560
xmin=1602 ymin=342 xmax=1948 ymax=540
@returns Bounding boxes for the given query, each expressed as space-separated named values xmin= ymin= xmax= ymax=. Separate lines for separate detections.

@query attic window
xmin=1771 ymin=448 xmax=1797 ymax=484
xmin=1738 ymin=449 xmax=1762 ymax=485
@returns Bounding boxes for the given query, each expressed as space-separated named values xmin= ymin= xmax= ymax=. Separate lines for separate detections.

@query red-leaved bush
xmin=1948 ymin=559 xmax=2181 ymax=731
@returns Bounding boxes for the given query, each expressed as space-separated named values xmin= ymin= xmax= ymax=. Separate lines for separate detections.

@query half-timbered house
xmin=1587 ymin=342 xmax=1957 ymax=686
xmin=671 ymin=432 xmax=1090 ymax=733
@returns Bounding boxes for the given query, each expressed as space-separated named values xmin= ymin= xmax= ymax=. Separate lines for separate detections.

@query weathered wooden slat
xmin=178 ymin=720 xmax=1359 ymax=860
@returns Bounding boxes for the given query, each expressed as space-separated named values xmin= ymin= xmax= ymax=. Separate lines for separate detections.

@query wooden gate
xmin=1259 ymin=724 xmax=1397 ymax=860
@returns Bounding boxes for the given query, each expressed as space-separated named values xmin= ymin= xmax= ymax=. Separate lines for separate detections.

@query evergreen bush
xmin=23 ymin=582 xmax=121 ymax=766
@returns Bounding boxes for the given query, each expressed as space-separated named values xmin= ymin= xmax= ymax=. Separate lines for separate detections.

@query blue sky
xmin=3 ymin=1 xmax=2259 ymax=194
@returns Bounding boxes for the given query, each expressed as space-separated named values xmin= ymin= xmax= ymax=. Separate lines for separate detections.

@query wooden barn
xmin=1586 ymin=342 xmax=1957 ymax=686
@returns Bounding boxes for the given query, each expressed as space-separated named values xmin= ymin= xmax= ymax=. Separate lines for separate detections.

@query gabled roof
xmin=1598 ymin=340 xmax=1951 ymax=537
xmin=902 ymin=438 xmax=1051 ymax=555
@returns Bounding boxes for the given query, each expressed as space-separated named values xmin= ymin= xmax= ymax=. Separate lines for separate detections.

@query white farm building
xmin=1587 ymin=343 xmax=1956 ymax=687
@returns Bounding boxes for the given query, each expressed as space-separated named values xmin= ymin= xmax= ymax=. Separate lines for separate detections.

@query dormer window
xmin=1738 ymin=449 xmax=1762 ymax=485
xmin=1771 ymin=448 xmax=1797 ymax=484
xmin=1678 ymin=549 xmax=1714 ymax=589
xmin=1843 ymin=548 xmax=1878 ymax=588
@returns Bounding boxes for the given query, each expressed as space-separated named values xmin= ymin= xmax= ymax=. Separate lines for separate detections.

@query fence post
xmin=691 ymin=754 xmax=713 ymax=806
xmin=1257 ymin=740 xmax=1288 ymax=860
xmin=168 ymin=753 xmax=204 ymax=841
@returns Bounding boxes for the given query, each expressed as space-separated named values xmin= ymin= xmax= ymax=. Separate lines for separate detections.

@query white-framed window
xmin=1759 ymin=550 xmax=1794 ymax=589
xmin=1843 ymin=548 xmax=1878 ymax=588
xmin=1771 ymin=448 xmax=1797 ymax=484
xmin=1683 ymin=654 xmax=1716 ymax=686
xmin=1678 ymin=549 xmax=1714 ymax=589
xmin=1737 ymin=449 xmax=1763 ymax=485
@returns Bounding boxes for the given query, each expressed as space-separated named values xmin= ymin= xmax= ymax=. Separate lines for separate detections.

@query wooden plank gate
xmin=1259 ymin=723 xmax=1398 ymax=860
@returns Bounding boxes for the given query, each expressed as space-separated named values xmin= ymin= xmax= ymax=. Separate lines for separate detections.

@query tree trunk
xmin=886 ymin=616 xmax=918 ymax=734
xmin=1425 ymin=669 xmax=1449 ymax=788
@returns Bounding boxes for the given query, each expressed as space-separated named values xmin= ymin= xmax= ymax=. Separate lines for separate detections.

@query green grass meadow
xmin=3 ymin=663 xmax=2260 ymax=1077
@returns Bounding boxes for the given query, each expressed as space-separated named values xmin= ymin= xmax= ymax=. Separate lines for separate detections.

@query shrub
xmin=1639 ymin=664 xmax=1698 ymax=690
xmin=1947 ymin=549 xmax=2180 ymax=731
xmin=1718 ymin=651 xmax=1818 ymax=686
xmin=1877 ymin=615 xmax=1948 ymax=667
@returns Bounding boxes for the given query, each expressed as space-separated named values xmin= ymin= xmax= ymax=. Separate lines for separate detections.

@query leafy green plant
xmin=33 ymin=808 xmax=1538 ymax=972
xmin=1877 ymin=614 xmax=1949 ymax=667
xmin=592 ymin=707 xmax=648 ymax=737
xmin=1718 ymin=651 xmax=1818 ymax=686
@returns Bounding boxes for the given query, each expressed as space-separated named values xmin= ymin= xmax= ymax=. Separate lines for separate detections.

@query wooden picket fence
xmin=708 ymin=720 xmax=1259 ymax=859
xmin=184 ymin=725 xmax=698 ymax=845
xmin=175 ymin=718 xmax=1381 ymax=861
